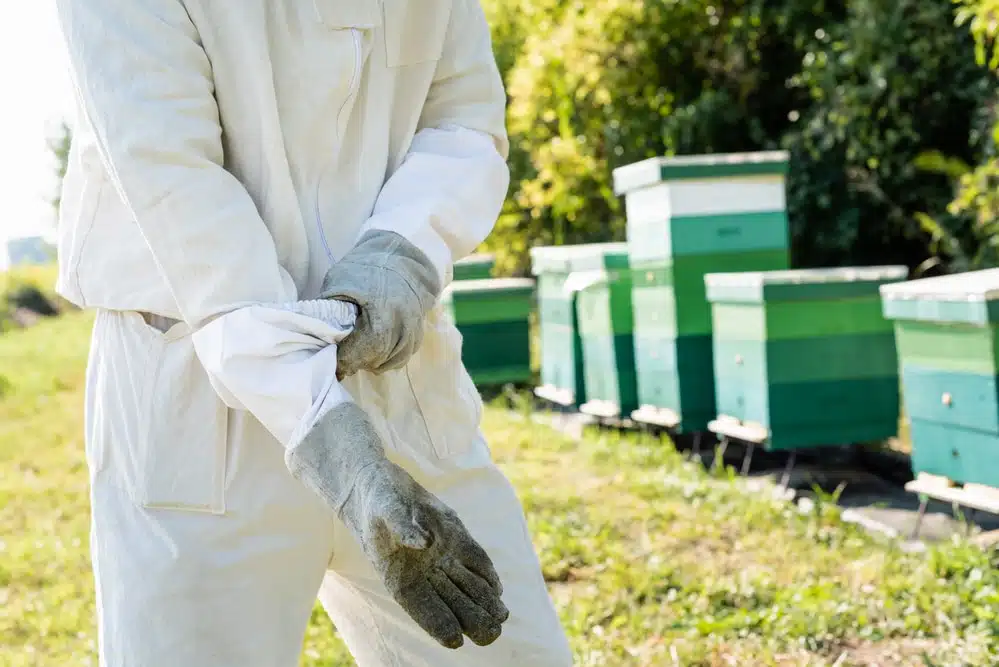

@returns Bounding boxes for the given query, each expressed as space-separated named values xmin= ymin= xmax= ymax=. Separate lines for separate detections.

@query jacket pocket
xmin=405 ymin=306 xmax=482 ymax=460
xmin=313 ymin=0 xmax=382 ymax=30
xmin=382 ymin=0 xmax=452 ymax=67
xmin=92 ymin=310 xmax=229 ymax=514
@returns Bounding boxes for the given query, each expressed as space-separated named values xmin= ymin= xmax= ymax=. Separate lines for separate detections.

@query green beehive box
xmin=566 ymin=244 xmax=638 ymax=418
xmin=453 ymin=253 xmax=495 ymax=281
xmin=706 ymin=265 xmax=908 ymax=450
xmin=530 ymin=243 xmax=624 ymax=406
xmin=441 ymin=277 xmax=535 ymax=387
xmin=881 ymin=269 xmax=999 ymax=488
xmin=613 ymin=151 xmax=792 ymax=431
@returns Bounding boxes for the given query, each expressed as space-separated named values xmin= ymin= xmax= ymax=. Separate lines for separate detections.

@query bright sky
xmin=0 ymin=2 xmax=74 ymax=244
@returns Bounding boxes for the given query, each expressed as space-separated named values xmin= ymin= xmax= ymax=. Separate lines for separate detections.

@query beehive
xmin=566 ymin=244 xmax=638 ymax=418
xmin=706 ymin=265 xmax=908 ymax=450
xmin=882 ymin=269 xmax=999 ymax=487
xmin=453 ymin=253 xmax=495 ymax=281
xmin=613 ymin=151 xmax=791 ymax=431
xmin=441 ymin=277 xmax=535 ymax=387
xmin=530 ymin=243 xmax=625 ymax=406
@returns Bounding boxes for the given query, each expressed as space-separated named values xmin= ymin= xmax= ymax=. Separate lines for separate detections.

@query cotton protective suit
xmin=53 ymin=0 xmax=571 ymax=664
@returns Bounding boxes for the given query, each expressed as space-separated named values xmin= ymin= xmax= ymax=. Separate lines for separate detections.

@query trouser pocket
xmin=88 ymin=309 xmax=229 ymax=514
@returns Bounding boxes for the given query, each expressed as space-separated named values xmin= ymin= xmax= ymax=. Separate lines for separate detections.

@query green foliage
xmin=956 ymin=0 xmax=999 ymax=69
xmin=486 ymin=0 xmax=834 ymax=273
xmin=913 ymin=0 xmax=999 ymax=273
xmin=47 ymin=121 xmax=72 ymax=216
xmin=786 ymin=0 xmax=994 ymax=270
xmin=481 ymin=0 xmax=567 ymax=85
xmin=482 ymin=0 xmax=998 ymax=274
xmin=1 ymin=264 xmax=65 ymax=332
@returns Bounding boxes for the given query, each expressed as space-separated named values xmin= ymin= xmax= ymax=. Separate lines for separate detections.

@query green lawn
xmin=3 ymin=311 xmax=999 ymax=666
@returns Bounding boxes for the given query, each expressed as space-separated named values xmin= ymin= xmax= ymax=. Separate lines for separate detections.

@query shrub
xmin=482 ymin=0 xmax=997 ymax=274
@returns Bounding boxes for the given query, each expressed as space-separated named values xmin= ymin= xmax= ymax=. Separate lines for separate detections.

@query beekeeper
xmin=53 ymin=0 xmax=571 ymax=665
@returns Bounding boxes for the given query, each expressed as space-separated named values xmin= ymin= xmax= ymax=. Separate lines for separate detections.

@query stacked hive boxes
xmin=567 ymin=243 xmax=637 ymax=418
xmin=441 ymin=277 xmax=535 ymax=387
xmin=612 ymin=151 xmax=791 ymax=432
xmin=531 ymin=245 xmax=590 ymax=406
xmin=706 ymin=266 xmax=908 ymax=449
xmin=881 ymin=269 xmax=999 ymax=487
xmin=453 ymin=253 xmax=495 ymax=281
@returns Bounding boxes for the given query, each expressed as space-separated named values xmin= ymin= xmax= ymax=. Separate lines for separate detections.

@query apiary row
xmin=442 ymin=151 xmax=999 ymax=498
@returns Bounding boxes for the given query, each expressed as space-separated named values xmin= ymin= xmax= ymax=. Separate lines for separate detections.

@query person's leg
xmin=89 ymin=408 xmax=335 ymax=667
xmin=318 ymin=456 xmax=572 ymax=666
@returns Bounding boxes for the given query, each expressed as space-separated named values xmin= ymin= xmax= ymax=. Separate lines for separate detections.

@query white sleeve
xmin=193 ymin=301 xmax=359 ymax=448
xmin=360 ymin=0 xmax=509 ymax=286
xmin=56 ymin=0 xmax=351 ymax=447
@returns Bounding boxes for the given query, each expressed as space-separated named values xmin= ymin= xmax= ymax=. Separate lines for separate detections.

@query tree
xmin=482 ymin=0 xmax=996 ymax=274
xmin=913 ymin=0 xmax=999 ymax=272
xmin=47 ymin=120 xmax=72 ymax=217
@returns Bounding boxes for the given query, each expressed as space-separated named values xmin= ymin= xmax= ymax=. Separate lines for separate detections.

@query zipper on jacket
xmin=315 ymin=28 xmax=364 ymax=264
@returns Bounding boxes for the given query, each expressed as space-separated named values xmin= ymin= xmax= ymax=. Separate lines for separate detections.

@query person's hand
xmin=343 ymin=458 xmax=509 ymax=648
xmin=285 ymin=401 xmax=509 ymax=649
xmin=319 ymin=230 xmax=441 ymax=379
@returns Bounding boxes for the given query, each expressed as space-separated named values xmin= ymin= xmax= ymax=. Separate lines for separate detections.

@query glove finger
xmin=446 ymin=526 xmax=504 ymax=595
xmin=428 ymin=568 xmax=503 ymax=647
xmin=441 ymin=557 xmax=509 ymax=623
xmin=413 ymin=503 xmax=504 ymax=595
xmin=394 ymin=579 xmax=465 ymax=649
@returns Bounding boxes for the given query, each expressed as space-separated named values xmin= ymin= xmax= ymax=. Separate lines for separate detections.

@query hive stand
xmin=705 ymin=265 xmax=909 ymax=484
xmin=612 ymin=151 xmax=792 ymax=438
xmin=881 ymin=268 xmax=999 ymax=538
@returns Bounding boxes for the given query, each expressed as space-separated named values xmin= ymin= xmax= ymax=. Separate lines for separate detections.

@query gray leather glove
xmin=285 ymin=401 xmax=509 ymax=649
xmin=319 ymin=229 xmax=442 ymax=379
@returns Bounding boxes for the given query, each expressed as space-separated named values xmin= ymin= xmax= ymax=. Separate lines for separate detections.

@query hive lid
xmin=880 ymin=268 xmax=999 ymax=325
xmin=879 ymin=268 xmax=999 ymax=301
xmin=612 ymin=150 xmax=790 ymax=195
xmin=443 ymin=276 xmax=535 ymax=296
xmin=529 ymin=244 xmax=577 ymax=275
xmin=565 ymin=242 xmax=630 ymax=273
xmin=455 ymin=253 xmax=495 ymax=267
xmin=705 ymin=265 xmax=908 ymax=304
xmin=529 ymin=242 xmax=627 ymax=275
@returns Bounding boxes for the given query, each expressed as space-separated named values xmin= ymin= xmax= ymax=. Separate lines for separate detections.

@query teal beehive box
xmin=613 ymin=151 xmax=792 ymax=431
xmin=530 ymin=243 xmax=624 ymax=407
xmin=453 ymin=253 xmax=495 ymax=281
xmin=531 ymin=244 xmax=584 ymax=406
xmin=881 ymin=269 xmax=999 ymax=488
xmin=566 ymin=243 xmax=638 ymax=419
xmin=441 ymin=277 xmax=535 ymax=387
xmin=705 ymin=265 xmax=908 ymax=450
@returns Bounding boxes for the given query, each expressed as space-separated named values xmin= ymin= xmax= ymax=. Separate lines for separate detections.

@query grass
xmin=4 ymin=312 xmax=999 ymax=666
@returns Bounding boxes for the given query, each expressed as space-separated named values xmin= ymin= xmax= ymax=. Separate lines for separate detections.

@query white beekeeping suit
xmin=53 ymin=0 xmax=571 ymax=665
